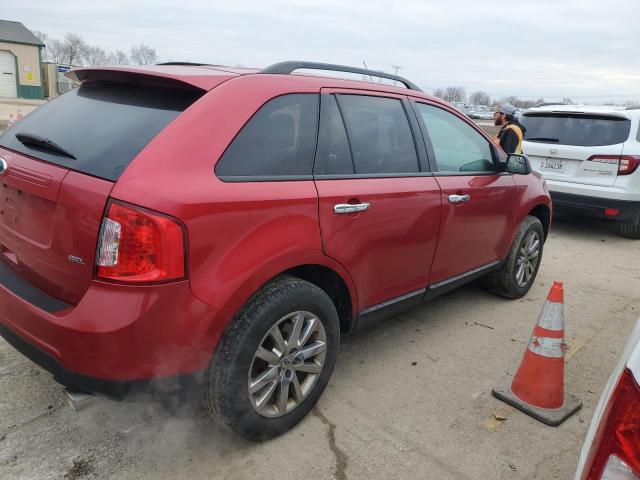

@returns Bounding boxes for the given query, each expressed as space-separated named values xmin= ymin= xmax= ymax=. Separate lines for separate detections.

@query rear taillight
xmin=96 ymin=201 xmax=186 ymax=283
xmin=588 ymin=155 xmax=640 ymax=176
xmin=619 ymin=156 xmax=640 ymax=175
xmin=582 ymin=368 xmax=640 ymax=479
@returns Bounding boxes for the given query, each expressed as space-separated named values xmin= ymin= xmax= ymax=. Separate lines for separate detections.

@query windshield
xmin=521 ymin=113 xmax=630 ymax=147
xmin=0 ymin=83 xmax=202 ymax=181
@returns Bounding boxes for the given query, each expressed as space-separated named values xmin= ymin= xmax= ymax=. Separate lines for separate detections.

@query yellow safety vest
xmin=494 ymin=123 xmax=524 ymax=154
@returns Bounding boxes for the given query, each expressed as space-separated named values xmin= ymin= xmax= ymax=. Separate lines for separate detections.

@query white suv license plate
xmin=539 ymin=159 xmax=566 ymax=174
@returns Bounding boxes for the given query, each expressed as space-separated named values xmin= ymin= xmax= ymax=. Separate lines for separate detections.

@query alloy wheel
xmin=515 ymin=230 xmax=541 ymax=288
xmin=248 ymin=311 xmax=327 ymax=418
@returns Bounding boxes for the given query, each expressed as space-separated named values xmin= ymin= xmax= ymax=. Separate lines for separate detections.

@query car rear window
xmin=520 ymin=113 xmax=631 ymax=147
xmin=0 ymin=83 xmax=202 ymax=181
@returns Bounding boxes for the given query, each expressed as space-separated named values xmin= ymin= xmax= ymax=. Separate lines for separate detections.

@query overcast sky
xmin=4 ymin=0 xmax=639 ymax=103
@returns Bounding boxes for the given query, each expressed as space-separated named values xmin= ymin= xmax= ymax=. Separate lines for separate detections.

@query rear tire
xmin=203 ymin=276 xmax=339 ymax=441
xmin=617 ymin=211 xmax=640 ymax=239
xmin=483 ymin=215 xmax=544 ymax=299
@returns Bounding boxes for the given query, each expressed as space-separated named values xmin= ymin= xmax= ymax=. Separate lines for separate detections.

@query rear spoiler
xmin=66 ymin=66 xmax=233 ymax=91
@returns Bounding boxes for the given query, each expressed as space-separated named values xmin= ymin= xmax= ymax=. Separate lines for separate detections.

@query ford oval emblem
xmin=0 ymin=157 xmax=7 ymax=175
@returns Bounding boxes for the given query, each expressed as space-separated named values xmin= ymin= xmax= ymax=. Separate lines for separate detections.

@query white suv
xmin=575 ymin=318 xmax=640 ymax=479
xmin=520 ymin=105 xmax=640 ymax=238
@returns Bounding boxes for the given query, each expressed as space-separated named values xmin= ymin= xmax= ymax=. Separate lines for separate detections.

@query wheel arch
xmin=205 ymin=258 xmax=358 ymax=351
xmin=528 ymin=203 xmax=551 ymax=240
xmin=284 ymin=264 xmax=355 ymax=334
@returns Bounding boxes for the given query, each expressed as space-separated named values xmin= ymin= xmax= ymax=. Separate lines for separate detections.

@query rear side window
xmin=415 ymin=103 xmax=495 ymax=173
xmin=314 ymin=95 xmax=353 ymax=175
xmin=521 ymin=114 xmax=631 ymax=146
xmin=0 ymin=83 xmax=201 ymax=181
xmin=215 ymin=94 xmax=319 ymax=178
xmin=337 ymin=95 xmax=419 ymax=174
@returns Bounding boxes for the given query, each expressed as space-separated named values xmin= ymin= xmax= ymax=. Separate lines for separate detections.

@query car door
xmin=411 ymin=101 xmax=516 ymax=285
xmin=314 ymin=91 xmax=442 ymax=316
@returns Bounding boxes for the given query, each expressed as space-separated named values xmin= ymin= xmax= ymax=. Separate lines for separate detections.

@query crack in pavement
xmin=312 ymin=407 xmax=348 ymax=480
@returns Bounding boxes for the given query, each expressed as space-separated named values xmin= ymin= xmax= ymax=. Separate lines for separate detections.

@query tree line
xmin=33 ymin=31 xmax=158 ymax=67
xmin=432 ymin=85 xmax=577 ymax=108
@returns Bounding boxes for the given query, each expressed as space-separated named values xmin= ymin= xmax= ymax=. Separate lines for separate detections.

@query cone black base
xmin=492 ymin=386 xmax=582 ymax=426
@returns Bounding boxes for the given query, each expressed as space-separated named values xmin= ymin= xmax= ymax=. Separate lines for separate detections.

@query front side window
xmin=416 ymin=103 xmax=495 ymax=173
xmin=337 ymin=95 xmax=419 ymax=174
xmin=215 ymin=94 xmax=319 ymax=177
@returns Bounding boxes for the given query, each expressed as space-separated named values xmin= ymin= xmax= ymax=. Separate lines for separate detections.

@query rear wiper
xmin=526 ymin=137 xmax=559 ymax=143
xmin=15 ymin=132 xmax=76 ymax=159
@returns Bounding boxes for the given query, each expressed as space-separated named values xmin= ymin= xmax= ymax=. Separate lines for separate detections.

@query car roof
xmin=67 ymin=64 xmax=444 ymax=104
xmin=523 ymin=104 xmax=636 ymax=119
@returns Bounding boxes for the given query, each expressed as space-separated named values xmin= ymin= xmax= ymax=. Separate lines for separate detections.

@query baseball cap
xmin=498 ymin=103 xmax=517 ymax=115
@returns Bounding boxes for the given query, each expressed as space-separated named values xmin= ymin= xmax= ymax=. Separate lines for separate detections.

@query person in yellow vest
xmin=493 ymin=103 xmax=526 ymax=154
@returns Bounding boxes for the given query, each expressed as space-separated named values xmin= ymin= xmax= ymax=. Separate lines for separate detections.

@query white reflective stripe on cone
xmin=536 ymin=302 xmax=564 ymax=331
xmin=527 ymin=336 xmax=567 ymax=358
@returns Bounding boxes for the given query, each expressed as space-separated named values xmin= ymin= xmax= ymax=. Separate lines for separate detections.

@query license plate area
xmin=0 ymin=184 xmax=22 ymax=226
xmin=0 ymin=184 xmax=55 ymax=245
xmin=539 ymin=158 xmax=566 ymax=174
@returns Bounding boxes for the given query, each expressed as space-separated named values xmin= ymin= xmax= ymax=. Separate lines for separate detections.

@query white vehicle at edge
xmin=520 ymin=105 xmax=640 ymax=238
xmin=575 ymin=318 xmax=640 ymax=479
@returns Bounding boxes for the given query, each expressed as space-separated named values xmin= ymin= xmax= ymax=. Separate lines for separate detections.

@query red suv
xmin=0 ymin=62 xmax=551 ymax=439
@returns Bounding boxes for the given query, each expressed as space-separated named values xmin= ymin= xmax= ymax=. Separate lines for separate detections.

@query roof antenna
xmin=362 ymin=61 xmax=375 ymax=83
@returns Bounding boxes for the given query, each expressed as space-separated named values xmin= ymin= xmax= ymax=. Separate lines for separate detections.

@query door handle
xmin=334 ymin=203 xmax=371 ymax=214
xmin=448 ymin=194 xmax=471 ymax=204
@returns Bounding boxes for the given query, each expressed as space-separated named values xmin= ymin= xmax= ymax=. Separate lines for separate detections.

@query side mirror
xmin=506 ymin=154 xmax=531 ymax=175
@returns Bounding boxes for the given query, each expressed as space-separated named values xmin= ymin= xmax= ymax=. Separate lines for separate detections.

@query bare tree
xmin=46 ymin=39 xmax=65 ymax=64
xmin=469 ymin=91 xmax=491 ymax=106
xmin=33 ymin=30 xmax=48 ymax=44
xmin=562 ymin=97 xmax=575 ymax=105
xmin=84 ymin=46 xmax=108 ymax=66
xmin=443 ymin=86 xmax=466 ymax=103
xmin=130 ymin=44 xmax=158 ymax=65
xmin=62 ymin=33 xmax=88 ymax=66
xmin=433 ymin=88 xmax=445 ymax=99
xmin=107 ymin=50 xmax=130 ymax=65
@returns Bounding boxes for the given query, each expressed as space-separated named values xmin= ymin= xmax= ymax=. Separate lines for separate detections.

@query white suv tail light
xmin=581 ymin=368 xmax=640 ymax=479
xmin=588 ymin=155 xmax=640 ymax=176
xmin=600 ymin=455 xmax=639 ymax=480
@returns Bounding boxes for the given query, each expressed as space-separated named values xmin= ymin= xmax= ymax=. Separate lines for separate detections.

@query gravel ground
xmin=1 ymin=213 xmax=639 ymax=480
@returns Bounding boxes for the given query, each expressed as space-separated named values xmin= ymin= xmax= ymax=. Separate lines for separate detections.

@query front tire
xmin=203 ymin=276 xmax=340 ymax=440
xmin=483 ymin=215 xmax=544 ymax=299
xmin=617 ymin=211 xmax=640 ymax=239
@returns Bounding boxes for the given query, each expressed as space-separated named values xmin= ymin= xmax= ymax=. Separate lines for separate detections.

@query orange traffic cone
xmin=492 ymin=281 xmax=582 ymax=425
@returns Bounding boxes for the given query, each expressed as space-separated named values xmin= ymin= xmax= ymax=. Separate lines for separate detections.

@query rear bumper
xmin=0 ymin=270 xmax=221 ymax=383
xmin=551 ymin=192 xmax=640 ymax=220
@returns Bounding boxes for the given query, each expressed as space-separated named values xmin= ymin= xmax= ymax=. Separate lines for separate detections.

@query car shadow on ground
xmin=549 ymin=212 xmax=624 ymax=241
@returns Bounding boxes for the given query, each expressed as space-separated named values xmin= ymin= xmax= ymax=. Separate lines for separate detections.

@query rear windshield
xmin=0 ymin=83 xmax=202 ymax=181
xmin=521 ymin=113 xmax=631 ymax=147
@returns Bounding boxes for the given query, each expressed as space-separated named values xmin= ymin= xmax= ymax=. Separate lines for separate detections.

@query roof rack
xmin=156 ymin=62 xmax=209 ymax=66
xmin=261 ymin=61 xmax=422 ymax=91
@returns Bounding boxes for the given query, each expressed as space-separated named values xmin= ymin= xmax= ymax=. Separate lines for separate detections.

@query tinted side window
xmin=338 ymin=95 xmax=419 ymax=174
xmin=216 ymin=94 xmax=319 ymax=177
xmin=314 ymin=95 xmax=354 ymax=175
xmin=416 ymin=103 xmax=495 ymax=173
